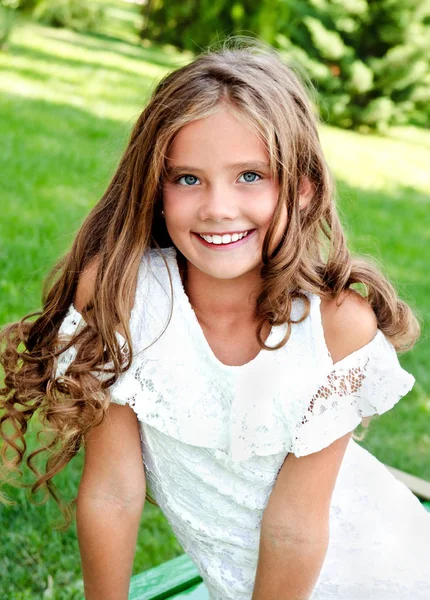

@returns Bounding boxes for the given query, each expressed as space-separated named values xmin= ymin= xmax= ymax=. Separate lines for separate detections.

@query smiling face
xmin=161 ymin=107 xmax=284 ymax=281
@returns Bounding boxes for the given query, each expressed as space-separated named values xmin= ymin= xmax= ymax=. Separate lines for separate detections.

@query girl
xmin=1 ymin=37 xmax=430 ymax=600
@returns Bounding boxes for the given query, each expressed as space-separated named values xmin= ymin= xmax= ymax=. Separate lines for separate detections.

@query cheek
xmin=268 ymin=204 xmax=287 ymax=246
xmin=260 ymin=190 xmax=283 ymax=228
xmin=261 ymin=184 xmax=280 ymax=223
xmin=163 ymin=191 xmax=189 ymax=225
xmin=248 ymin=190 xmax=278 ymax=229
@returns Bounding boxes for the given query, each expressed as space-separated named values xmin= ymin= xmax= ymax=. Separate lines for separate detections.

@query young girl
xmin=1 ymin=37 xmax=429 ymax=600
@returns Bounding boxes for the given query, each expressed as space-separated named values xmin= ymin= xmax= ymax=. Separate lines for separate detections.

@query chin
xmin=192 ymin=260 xmax=261 ymax=281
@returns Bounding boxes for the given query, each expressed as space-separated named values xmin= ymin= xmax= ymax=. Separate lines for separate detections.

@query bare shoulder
xmin=74 ymin=256 xmax=136 ymax=338
xmin=319 ymin=289 xmax=378 ymax=364
xmin=74 ymin=256 xmax=101 ymax=312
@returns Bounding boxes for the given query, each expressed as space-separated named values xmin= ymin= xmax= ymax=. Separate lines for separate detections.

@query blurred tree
xmin=141 ymin=0 xmax=430 ymax=131
xmin=284 ymin=0 xmax=430 ymax=130
xmin=15 ymin=0 xmax=39 ymax=10
xmin=0 ymin=0 xmax=20 ymax=49
xmin=33 ymin=0 xmax=105 ymax=32
xmin=140 ymin=0 xmax=154 ymax=40
xmin=11 ymin=0 xmax=105 ymax=33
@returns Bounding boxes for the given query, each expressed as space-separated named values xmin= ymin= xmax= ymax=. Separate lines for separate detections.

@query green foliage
xmin=14 ymin=0 xmax=39 ymax=11
xmin=33 ymin=0 xmax=104 ymax=32
xmin=141 ymin=0 xmax=430 ymax=130
xmin=304 ymin=15 xmax=349 ymax=61
xmin=298 ymin=0 xmax=430 ymax=129
xmin=1 ymin=0 xmax=20 ymax=8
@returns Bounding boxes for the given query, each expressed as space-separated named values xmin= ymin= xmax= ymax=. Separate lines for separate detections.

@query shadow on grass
xmin=41 ymin=27 xmax=189 ymax=69
xmin=9 ymin=42 xmax=166 ymax=81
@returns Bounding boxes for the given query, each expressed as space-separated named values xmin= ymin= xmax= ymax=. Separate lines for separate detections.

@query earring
xmin=161 ymin=209 xmax=165 ymax=217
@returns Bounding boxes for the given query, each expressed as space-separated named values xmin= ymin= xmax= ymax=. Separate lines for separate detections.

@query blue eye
xmin=238 ymin=172 xmax=262 ymax=183
xmin=176 ymin=175 xmax=200 ymax=186
xmin=174 ymin=171 xmax=262 ymax=186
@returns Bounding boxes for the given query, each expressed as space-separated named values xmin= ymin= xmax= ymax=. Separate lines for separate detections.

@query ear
xmin=299 ymin=177 xmax=314 ymax=209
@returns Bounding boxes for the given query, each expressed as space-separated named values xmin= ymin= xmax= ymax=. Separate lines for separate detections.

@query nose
xmin=198 ymin=181 xmax=239 ymax=222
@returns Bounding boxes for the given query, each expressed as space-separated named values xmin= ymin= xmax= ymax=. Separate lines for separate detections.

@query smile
xmin=192 ymin=229 xmax=256 ymax=249
xmin=199 ymin=231 xmax=249 ymax=244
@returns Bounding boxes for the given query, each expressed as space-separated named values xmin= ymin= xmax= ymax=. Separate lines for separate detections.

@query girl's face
xmin=162 ymin=107 xmax=284 ymax=281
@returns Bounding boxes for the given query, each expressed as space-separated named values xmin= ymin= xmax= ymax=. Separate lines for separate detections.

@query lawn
xmin=1 ymin=11 xmax=429 ymax=600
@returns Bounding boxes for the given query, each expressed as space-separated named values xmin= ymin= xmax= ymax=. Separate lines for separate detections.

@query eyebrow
xmin=165 ymin=161 xmax=271 ymax=177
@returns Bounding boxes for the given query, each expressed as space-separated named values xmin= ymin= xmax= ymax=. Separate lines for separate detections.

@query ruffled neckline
xmin=161 ymin=246 xmax=296 ymax=372
xmin=66 ymin=246 xmax=384 ymax=375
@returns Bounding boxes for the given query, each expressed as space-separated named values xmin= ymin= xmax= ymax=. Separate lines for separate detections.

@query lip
xmin=192 ymin=229 xmax=257 ymax=250
xmin=194 ymin=229 xmax=251 ymax=236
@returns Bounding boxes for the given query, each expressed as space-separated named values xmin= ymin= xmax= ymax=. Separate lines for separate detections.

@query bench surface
xmin=386 ymin=465 xmax=430 ymax=501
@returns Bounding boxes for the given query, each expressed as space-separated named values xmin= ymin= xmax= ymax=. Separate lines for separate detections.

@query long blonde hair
xmin=0 ymin=36 xmax=420 ymax=523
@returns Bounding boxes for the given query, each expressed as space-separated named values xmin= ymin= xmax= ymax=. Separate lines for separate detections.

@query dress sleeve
xmin=54 ymin=304 xmax=129 ymax=391
xmin=289 ymin=329 xmax=415 ymax=458
xmin=55 ymin=250 xmax=156 ymax=400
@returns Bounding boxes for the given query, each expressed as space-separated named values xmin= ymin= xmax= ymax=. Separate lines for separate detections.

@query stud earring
xmin=161 ymin=209 xmax=165 ymax=217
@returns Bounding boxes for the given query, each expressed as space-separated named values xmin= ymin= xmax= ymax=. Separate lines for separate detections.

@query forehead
xmin=166 ymin=108 xmax=269 ymax=166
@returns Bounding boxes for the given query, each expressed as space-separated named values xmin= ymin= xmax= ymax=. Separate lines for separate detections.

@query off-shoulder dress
xmin=56 ymin=246 xmax=430 ymax=600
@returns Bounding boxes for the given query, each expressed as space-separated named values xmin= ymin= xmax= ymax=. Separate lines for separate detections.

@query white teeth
xmin=199 ymin=231 xmax=250 ymax=245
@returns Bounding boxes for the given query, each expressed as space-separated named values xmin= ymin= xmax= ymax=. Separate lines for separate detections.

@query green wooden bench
xmin=129 ymin=553 xmax=207 ymax=600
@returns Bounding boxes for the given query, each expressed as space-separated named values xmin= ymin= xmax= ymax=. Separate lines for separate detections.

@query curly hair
xmin=0 ymin=35 xmax=420 ymax=524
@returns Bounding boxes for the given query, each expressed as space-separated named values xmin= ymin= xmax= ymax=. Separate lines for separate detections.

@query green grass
xmin=0 ymin=13 xmax=429 ymax=599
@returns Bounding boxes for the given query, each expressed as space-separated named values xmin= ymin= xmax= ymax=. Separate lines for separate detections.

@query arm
xmin=252 ymin=290 xmax=378 ymax=600
xmin=252 ymin=433 xmax=350 ymax=600
xmin=252 ymin=531 xmax=329 ymax=600
xmin=77 ymin=402 xmax=146 ymax=600
xmin=74 ymin=260 xmax=145 ymax=600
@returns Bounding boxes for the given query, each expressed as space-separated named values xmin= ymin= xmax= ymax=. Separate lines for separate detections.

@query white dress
xmin=56 ymin=246 xmax=430 ymax=600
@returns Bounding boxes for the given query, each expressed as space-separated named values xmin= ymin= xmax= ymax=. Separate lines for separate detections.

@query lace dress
xmin=56 ymin=246 xmax=430 ymax=600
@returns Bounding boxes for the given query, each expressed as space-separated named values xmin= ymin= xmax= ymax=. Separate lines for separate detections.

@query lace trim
xmin=291 ymin=331 xmax=414 ymax=458
xmin=301 ymin=360 xmax=369 ymax=425
xmin=54 ymin=304 xmax=128 ymax=380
